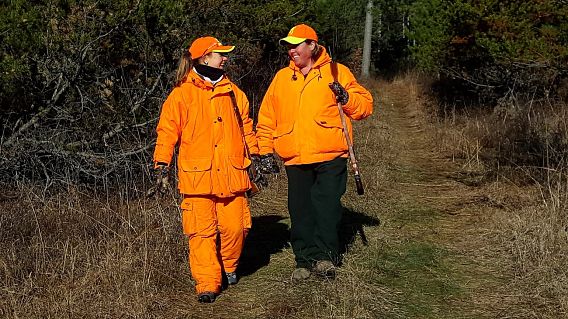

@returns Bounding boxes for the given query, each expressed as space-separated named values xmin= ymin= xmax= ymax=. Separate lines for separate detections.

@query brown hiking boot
xmin=313 ymin=260 xmax=336 ymax=279
xmin=291 ymin=267 xmax=311 ymax=280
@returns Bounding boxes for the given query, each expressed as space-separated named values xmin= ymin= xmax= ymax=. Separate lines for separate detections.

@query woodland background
xmin=2 ymin=0 xmax=566 ymax=190
xmin=2 ymin=1 xmax=568 ymax=318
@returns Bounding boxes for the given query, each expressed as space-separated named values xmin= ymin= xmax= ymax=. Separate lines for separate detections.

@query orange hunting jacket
xmin=256 ymin=47 xmax=373 ymax=165
xmin=153 ymin=70 xmax=258 ymax=197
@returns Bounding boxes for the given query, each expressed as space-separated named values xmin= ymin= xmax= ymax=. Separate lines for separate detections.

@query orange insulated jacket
xmin=153 ymin=70 xmax=258 ymax=196
xmin=256 ymin=47 xmax=373 ymax=165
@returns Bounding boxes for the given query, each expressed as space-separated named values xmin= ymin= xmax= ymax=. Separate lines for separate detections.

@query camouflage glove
xmin=146 ymin=163 xmax=171 ymax=197
xmin=250 ymin=155 xmax=269 ymax=187
xmin=329 ymin=81 xmax=349 ymax=105
xmin=258 ymin=154 xmax=280 ymax=174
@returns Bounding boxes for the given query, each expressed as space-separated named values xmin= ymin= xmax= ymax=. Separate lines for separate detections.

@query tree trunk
xmin=361 ymin=0 xmax=373 ymax=79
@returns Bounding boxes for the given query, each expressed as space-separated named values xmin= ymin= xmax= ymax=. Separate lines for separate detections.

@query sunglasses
xmin=285 ymin=41 xmax=307 ymax=50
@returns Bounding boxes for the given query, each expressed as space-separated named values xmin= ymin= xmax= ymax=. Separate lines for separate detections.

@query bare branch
xmin=3 ymin=105 xmax=56 ymax=148
xmin=131 ymin=71 xmax=164 ymax=114
xmin=273 ymin=6 xmax=305 ymax=22
xmin=63 ymin=117 xmax=158 ymax=150
xmin=444 ymin=67 xmax=496 ymax=89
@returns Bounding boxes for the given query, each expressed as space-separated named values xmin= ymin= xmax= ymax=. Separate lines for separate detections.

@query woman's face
xmin=287 ymin=41 xmax=315 ymax=69
xmin=203 ymin=52 xmax=228 ymax=69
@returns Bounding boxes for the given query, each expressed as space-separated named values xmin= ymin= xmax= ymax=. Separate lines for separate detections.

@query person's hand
xmin=146 ymin=163 xmax=170 ymax=197
xmin=250 ymin=155 xmax=269 ymax=187
xmin=329 ymin=81 xmax=349 ymax=105
xmin=258 ymin=154 xmax=280 ymax=174
xmin=251 ymin=168 xmax=269 ymax=188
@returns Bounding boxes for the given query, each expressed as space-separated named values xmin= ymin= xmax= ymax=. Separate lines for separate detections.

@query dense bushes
xmin=2 ymin=0 xmax=567 ymax=188
xmin=408 ymin=0 xmax=568 ymax=104
xmin=407 ymin=0 xmax=568 ymax=172
xmin=0 ymin=0 xmax=369 ymax=188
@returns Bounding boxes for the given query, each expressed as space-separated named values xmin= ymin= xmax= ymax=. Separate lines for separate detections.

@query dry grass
xmin=416 ymin=72 xmax=568 ymax=318
xmin=0 ymin=183 xmax=189 ymax=318
xmin=0 ymin=78 xmax=400 ymax=318
xmin=3 ymin=75 xmax=566 ymax=318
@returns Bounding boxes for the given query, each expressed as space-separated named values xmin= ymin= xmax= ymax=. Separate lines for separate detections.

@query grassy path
xmin=2 ymin=78 xmax=520 ymax=318
xmin=191 ymin=78 xmax=512 ymax=318
xmin=367 ymin=79 xmax=508 ymax=318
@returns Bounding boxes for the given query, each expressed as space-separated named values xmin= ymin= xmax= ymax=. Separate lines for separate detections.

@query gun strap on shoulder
xmin=229 ymin=90 xmax=244 ymax=128
xmin=229 ymin=89 xmax=261 ymax=197
xmin=228 ymin=90 xmax=251 ymax=159
xmin=330 ymin=59 xmax=339 ymax=83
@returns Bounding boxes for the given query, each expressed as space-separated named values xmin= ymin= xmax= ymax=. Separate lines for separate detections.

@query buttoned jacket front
xmin=153 ymin=70 xmax=258 ymax=196
xmin=256 ymin=47 xmax=373 ymax=165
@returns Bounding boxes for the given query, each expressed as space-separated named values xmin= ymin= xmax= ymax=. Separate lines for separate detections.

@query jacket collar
xmin=185 ymin=69 xmax=232 ymax=91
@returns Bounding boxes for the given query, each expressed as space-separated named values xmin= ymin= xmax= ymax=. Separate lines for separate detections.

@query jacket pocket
xmin=180 ymin=158 xmax=212 ymax=172
xmin=179 ymin=158 xmax=213 ymax=193
xmin=227 ymin=156 xmax=251 ymax=193
xmin=314 ymin=114 xmax=343 ymax=128
xmin=313 ymin=115 xmax=348 ymax=153
xmin=273 ymin=122 xmax=298 ymax=159
xmin=180 ymin=199 xmax=194 ymax=235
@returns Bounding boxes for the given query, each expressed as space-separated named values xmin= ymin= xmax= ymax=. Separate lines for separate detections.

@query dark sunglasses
xmin=285 ymin=41 xmax=306 ymax=50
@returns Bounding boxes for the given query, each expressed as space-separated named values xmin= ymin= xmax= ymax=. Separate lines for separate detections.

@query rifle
xmin=329 ymin=55 xmax=365 ymax=195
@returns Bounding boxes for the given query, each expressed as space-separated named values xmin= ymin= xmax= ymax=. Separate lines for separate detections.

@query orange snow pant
xmin=181 ymin=194 xmax=252 ymax=294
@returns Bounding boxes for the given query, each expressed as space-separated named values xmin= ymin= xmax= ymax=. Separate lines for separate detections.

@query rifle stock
xmin=246 ymin=173 xmax=260 ymax=197
xmin=354 ymin=171 xmax=364 ymax=195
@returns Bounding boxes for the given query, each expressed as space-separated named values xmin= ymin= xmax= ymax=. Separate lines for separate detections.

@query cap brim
xmin=211 ymin=45 xmax=235 ymax=53
xmin=279 ymin=36 xmax=306 ymax=45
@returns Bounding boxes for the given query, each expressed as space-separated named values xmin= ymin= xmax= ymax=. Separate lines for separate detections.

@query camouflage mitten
xmin=329 ymin=81 xmax=349 ymax=105
xmin=147 ymin=163 xmax=170 ymax=197
xmin=258 ymin=154 xmax=280 ymax=174
xmin=250 ymin=155 xmax=269 ymax=188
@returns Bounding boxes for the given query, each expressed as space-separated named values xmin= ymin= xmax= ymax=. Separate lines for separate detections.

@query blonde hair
xmin=174 ymin=50 xmax=195 ymax=87
xmin=306 ymin=40 xmax=322 ymax=60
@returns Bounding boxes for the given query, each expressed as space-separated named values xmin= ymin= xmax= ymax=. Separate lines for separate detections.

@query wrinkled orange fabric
xmin=256 ymin=47 xmax=373 ymax=165
xmin=153 ymin=69 xmax=257 ymax=294
xmin=181 ymin=195 xmax=251 ymax=294
xmin=153 ymin=69 xmax=258 ymax=197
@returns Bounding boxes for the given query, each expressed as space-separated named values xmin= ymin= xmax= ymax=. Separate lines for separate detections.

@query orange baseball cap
xmin=280 ymin=24 xmax=318 ymax=45
xmin=188 ymin=36 xmax=235 ymax=59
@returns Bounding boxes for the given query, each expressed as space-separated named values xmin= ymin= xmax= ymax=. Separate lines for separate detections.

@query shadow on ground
xmin=238 ymin=209 xmax=381 ymax=275
xmin=339 ymin=208 xmax=381 ymax=256
xmin=238 ymin=214 xmax=290 ymax=276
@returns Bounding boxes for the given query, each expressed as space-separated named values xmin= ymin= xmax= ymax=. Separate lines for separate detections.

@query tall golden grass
xmin=0 ymin=79 xmax=398 ymax=318
xmin=412 ymin=72 xmax=568 ymax=317
xmin=3 ymin=74 xmax=566 ymax=318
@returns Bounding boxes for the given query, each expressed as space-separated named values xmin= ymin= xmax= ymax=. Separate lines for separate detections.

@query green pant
xmin=285 ymin=156 xmax=347 ymax=268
